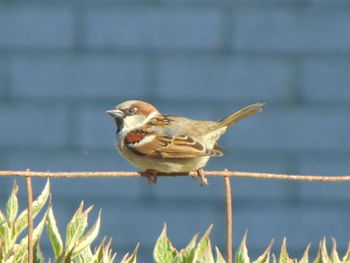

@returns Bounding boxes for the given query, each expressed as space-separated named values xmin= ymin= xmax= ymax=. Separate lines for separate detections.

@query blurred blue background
xmin=1 ymin=0 xmax=350 ymax=261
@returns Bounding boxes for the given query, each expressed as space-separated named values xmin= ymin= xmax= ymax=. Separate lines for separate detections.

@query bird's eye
xmin=125 ymin=107 xmax=136 ymax=115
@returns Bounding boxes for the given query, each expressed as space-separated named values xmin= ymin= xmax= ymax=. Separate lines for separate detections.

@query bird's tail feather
xmin=215 ymin=103 xmax=265 ymax=129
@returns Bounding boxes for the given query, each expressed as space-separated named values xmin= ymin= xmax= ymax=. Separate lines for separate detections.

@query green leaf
xmin=64 ymin=249 xmax=73 ymax=263
xmin=15 ymin=210 xmax=47 ymax=262
xmin=279 ymin=238 xmax=293 ymax=263
xmin=173 ymin=234 xmax=197 ymax=263
xmin=6 ymin=181 xmax=19 ymax=225
xmin=121 ymin=243 xmax=140 ymax=263
xmin=0 ymin=210 xmax=6 ymax=230
xmin=96 ymin=238 xmax=116 ymax=263
xmin=299 ymin=244 xmax=311 ymax=263
xmin=321 ymin=238 xmax=331 ymax=262
xmin=71 ymin=210 xmax=101 ymax=258
xmin=0 ymin=215 xmax=12 ymax=255
xmin=313 ymin=237 xmax=331 ymax=263
xmin=3 ymin=255 xmax=14 ymax=263
xmin=272 ymin=254 xmax=277 ymax=263
xmin=173 ymin=232 xmax=198 ymax=263
xmin=330 ymin=238 xmax=341 ymax=263
xmin=341 ymin=242 xmax=350 ymax=263
xmin=55 ymin=253 xmax=65 ymax=263
xmin=15 ymin=179 xmax=50 ymax=238
xmin=215 ymin=246 xmax=226 ymax=263
xmin=94 ymin=237 xmax=106 ymax=262
xmin=235 ymin=230 xmax=250 ymax=263
xmin=154 ymin=224 xmax=177 ymax=263
xmin=74 ymin=246 xmax=93 ymax=263
xmin=253 ymin=239 xmax=274 ymax=263
xmin=192 ymin=224 xmax=214 ymax=263
xmin=46 ymin=203 xmax=63 ymax=259
xmin=33 ymin=239 xmax=45 ymax=263
xmin=0 ymin=237 xmax=3 ymax=261
xmin=65 ymin=202 xmax=93 ymax=254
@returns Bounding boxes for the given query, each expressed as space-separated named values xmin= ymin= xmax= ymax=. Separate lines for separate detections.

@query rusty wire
xmin=224 ymin=175 xmax=233 ymax=263
xmin=1 ymin=169 xmax=350 ymax=181
xmin=25 ymin=176 xmax=34 ymax=263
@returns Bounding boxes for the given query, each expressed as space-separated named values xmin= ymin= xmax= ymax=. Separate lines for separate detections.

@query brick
xmin=0 ymin=104 xmax=67 ymax=147
xmin=157 ymin=56 xmax=292 ymax=102
xmin=0 ymin=176 xmax=12 ymax=204
xmin=301 ymin=58 xmax=350 ymax=102
xmin=296 ymin=153 xmax=350 ymax=176
xmin=0 ymin=4 xmax=73 ymax=48
xmin=11 ymin=55 xmax=148 ymax=99
xmin=299 ymin=180 xmax=350 ymax=203
xmin=85 ymin=7 xmax=222 ymax=49
xmin=309 ymin=0 xmax=350 ymax=4
xmin=6 ymin=148 xmax=119 ymax=171
xmin=49 ymin=177 xmax=143 ymax=201
xmin=76 ymin=105 xmax=116 ymax=148
xmin=0 ymin=60 xmax=5 ymax=97
xmin=233 ymin=8 xmax=350 ymax=52
xmin=225 ymin=106 xmax=350 ymax=151
xmin=295 ymin=153 xmax=350 ymax=200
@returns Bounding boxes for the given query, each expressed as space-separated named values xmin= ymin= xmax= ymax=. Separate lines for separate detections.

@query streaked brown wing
xmin=125 ymin=131 xmax=222 ymax=159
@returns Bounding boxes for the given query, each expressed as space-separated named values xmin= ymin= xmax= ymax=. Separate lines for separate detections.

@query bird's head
xmin=106 ymin=100 xmax=160 ymax=134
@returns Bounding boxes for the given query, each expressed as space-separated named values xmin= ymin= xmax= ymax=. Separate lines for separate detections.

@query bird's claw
xmin=145 ymin=170 xmax=158 ymax=184
xmin=197 ymin=168 xmax=208 ymax=186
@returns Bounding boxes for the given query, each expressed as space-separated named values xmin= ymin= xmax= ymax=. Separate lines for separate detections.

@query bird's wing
xmin=124 ymin=130 xmax=223 ymax=159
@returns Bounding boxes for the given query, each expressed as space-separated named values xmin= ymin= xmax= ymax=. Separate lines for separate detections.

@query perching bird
xmin=107 ymin=100 xmax=264 ymax=185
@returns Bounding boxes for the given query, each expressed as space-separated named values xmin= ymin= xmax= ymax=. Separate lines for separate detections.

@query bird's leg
xmin=145 ymin=169 xmax=158 ymax=184
xmin=197 ymin=168 xmax=208 ymax=186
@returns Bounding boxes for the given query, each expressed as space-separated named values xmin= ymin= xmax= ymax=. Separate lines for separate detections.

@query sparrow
xmin=106 ymin=100 xmax=264 ymax=185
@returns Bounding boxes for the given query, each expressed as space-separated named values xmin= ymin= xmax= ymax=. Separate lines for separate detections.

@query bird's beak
xmin=106 ymin=109 xmax=123 ymax=118
xmin=106 ymin=109 xmax=124 ymax=133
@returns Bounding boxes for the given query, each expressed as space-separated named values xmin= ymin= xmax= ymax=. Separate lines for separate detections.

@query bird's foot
xmin=145 ymin=170 xmax=158 ymax=184
xmin=197 ymin=168 xmax=208 ymax=186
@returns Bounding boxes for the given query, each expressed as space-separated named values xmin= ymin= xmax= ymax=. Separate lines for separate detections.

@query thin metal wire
xmin=1 ymin=170 xmax=350 ymax=181
xmin=25 ymin=175 xmax=34 ymax=263
xmin=224 ymin=175 xmax=232 ymax=263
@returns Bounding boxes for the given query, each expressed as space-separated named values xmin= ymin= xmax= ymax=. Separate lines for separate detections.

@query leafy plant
xmin=153 ymin=224 xmax=225 ymax=263
xmin=46 ymin=200 xmax=113 ymax=263
xmin=0 ymin=180 xmax=136 ymax=263
xmin=151 ymin=225 xmax=350 ymax=263
xmin=0 ymin=180 xmax=50 ymax=262
xmin=1 ymin=179 xmax=350 ymax=263
xmin=235 ymin=232 xmax=350 ymax=263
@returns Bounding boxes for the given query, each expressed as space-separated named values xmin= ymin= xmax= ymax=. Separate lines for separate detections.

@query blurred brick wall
xmin=1 ymin=1 xmax=350 ymax=261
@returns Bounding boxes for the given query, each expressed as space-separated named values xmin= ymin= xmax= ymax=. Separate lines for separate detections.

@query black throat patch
xmin=115 ymin=117 xmax=124 ymax=133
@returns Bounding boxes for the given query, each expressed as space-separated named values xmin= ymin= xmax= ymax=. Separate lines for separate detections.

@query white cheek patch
xmin=122 ymin=116 xmax=138 ymax=130
xmin=120 ymin=116 xmax=143 ymax=136
xmin=127 ymin=134 xmax=156 ymax=148
xmin=121 ymin=111 xmax=160 ymax=136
